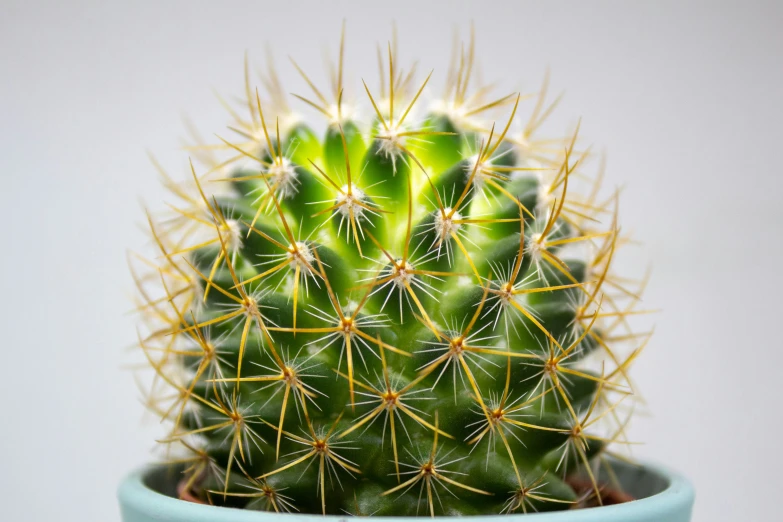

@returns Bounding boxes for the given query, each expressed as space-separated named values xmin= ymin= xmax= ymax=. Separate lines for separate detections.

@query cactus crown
xmin=133 ymin=25 xmax=650 ymax=517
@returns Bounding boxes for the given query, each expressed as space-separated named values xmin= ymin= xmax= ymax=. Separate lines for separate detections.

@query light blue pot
xmin=118 ymin=460 xmax=694 ymax=521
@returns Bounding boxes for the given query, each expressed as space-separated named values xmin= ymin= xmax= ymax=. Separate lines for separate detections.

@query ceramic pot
xmin=118 ymin=459 xmax=694 ymax=521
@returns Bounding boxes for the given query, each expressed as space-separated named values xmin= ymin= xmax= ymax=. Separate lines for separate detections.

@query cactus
xmin=132 ymin=26 xmax=650 ymax=517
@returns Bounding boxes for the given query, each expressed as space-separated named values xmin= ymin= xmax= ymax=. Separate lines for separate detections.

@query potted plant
xmin=120 ymin=26 xmax=694 ymax=521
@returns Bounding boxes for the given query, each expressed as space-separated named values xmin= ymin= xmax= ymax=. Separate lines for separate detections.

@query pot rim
xmin=118 ymin=460 xmax=694 ymax=521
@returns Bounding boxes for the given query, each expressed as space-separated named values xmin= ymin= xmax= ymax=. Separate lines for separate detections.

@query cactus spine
xmin=132 ymin=26 xmax=650 ymax=517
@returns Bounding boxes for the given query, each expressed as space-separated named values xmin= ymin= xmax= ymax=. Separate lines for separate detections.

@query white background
xmin=2 ymin=1 xmax=782 ymax=521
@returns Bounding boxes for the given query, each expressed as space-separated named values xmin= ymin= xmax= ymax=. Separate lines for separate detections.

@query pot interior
xmin=143 ymin=458 xmax=671 ymax=504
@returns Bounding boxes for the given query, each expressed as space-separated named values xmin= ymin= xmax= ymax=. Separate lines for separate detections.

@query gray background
xmin=1 ymin=1 xmax=781 ymax=520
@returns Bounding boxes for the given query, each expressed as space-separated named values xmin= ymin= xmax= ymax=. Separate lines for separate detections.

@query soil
xmin=176 ymin=478 xmax=206 ymax=504
xmin=566 ymin=477 xmax=635 ymax=507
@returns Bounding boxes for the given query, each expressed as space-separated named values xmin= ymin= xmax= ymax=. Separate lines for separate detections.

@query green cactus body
xmin=134 ymin=28 xmax=647 ymax=517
